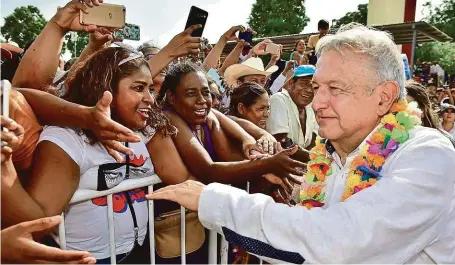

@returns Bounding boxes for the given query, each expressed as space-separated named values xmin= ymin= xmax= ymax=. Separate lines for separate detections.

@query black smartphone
xmin=184 ymin=6 xmax=208 ymax=37
xmin=238 ymin=31 xmax=253 ymax=43
xmin=281 ymin=138 xmax=296 ymax=149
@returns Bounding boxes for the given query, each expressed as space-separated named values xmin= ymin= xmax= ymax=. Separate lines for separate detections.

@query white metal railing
xmin=58 ymin=175 xmax=227 ymax=264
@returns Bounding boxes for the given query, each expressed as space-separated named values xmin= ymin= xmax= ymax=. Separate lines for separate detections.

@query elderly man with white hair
xmin=147 ymin=25 xmax=455 ymax=264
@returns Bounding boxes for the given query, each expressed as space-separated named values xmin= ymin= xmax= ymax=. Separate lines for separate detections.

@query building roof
xmin=219 ymin=21 xmax=452 ymax=56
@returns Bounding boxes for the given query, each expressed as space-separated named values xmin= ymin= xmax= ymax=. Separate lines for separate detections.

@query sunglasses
xmin=443 ymin=109 xmax=454 ymax=114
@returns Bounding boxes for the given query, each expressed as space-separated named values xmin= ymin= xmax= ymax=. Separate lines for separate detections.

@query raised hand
xmin=162 ymin=25 xmax=203 ymax=58
xmin=221 ymin=25 xmax=246 ymax=42
xmin=1 ymin=216 xmax=96 ymax=264
xmin=88 ymin=91 xmax=141 ymax=162
xmin=1 ymin=116 xmax=24 ymax=164
xmin=251 ymin=39 xmax=273 ymax=56
xmin=51 ymin=0 xmax=103 ymax=33
xmin=88 ymin=27 xmax=114 ymax=48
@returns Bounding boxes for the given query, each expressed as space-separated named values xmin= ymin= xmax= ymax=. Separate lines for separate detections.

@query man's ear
xmin=376 ymin=81 xmax=399 ymax=116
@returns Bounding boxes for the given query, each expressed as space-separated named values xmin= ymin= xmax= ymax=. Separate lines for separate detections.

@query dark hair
xmin=137 ymin=41 xmax=160 ymax=58
xmin=157 ymin=62 xmax=206 ymax=104
xmin=64 ymin=47 xmax=176 ymax=143
xmin=318 ymin=19 xmax=330 ymax=30
xmin=229 ymin=82 xmax=267 ymax=117
xmin=293 ymin=39 xmax=305 ymax=52
xmin=405 ymin=81 xmax=440 ymax=130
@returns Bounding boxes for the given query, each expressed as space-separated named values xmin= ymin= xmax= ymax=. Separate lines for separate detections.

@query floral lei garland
xmin=298 ymin=100 xmax=422 ymax=209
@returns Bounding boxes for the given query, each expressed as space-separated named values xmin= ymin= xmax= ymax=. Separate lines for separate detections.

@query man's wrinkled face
xmin=312 ymin=49 xmax=382 ymax=143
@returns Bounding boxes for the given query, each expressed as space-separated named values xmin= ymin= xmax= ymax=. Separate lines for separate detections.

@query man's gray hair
xmin=316 ymin=23 xmax=406 ymax=99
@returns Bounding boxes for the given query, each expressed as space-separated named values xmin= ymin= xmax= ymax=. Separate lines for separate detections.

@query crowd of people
xmin=1 ymin=0 xmax=455 ymax=264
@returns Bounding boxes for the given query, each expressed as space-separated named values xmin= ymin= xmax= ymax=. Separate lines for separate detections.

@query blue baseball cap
xmin=293 ymin=65 xmax=316 ymax=78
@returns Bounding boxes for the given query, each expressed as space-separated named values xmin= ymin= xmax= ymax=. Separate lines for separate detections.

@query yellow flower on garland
xmin=309 ymin=144 xmax=326 ymax=160
xmin=390 ymin=100 xmax=407 ymax=113
xmin=345 ymin=173 xmax=362 ymax=190
xmin=371 ymin=131 xmax=386 ymax=143
xmin=381 ymin=113 xmax=399 ymax=127
xmin=360 ymin=144 xmax=369 ymax=157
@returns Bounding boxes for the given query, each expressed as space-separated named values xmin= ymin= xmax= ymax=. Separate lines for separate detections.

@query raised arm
xmin=12 ymin=0 xmax=100 ymax=89
xmin=70 ymin=27 xmax=114 ymax=71
xmin=148 ymin=25 xmax=202 ymax=78
xmin=17 ymin=88 xmax=140 ymax=160
xmin=203 ymin=26 xmax=244 ymax=71
xmin=218 ymin=41 xmax=247 ymax=76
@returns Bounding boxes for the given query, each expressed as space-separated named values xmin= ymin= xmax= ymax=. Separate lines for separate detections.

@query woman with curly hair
xmin=24 ymin=46 xmax=193 ymax=263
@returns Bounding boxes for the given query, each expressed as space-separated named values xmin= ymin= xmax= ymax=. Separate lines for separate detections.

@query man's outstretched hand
xmin=146 ymin=180 xmax=205 ymax=211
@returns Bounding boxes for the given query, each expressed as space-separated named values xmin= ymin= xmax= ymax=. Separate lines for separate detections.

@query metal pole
xmin=410 ymin=24 xmax=417 ymax=72
xmin=148 ymin=185 xmax=156 ymax=264
xmin=107 ymin=194 xmax=117 ymax=265
xmin=180 ymin=206 xmax=186 ymax=265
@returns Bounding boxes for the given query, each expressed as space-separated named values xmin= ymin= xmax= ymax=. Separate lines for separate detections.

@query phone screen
xmin=184 ymin=6 xmax=208 ymax=37
xmin=238 ymin=31 xmax=253 ymax=43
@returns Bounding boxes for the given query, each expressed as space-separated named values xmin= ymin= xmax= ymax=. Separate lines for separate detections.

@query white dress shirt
xmin=198 ymin=126 xmax=455 ymax=263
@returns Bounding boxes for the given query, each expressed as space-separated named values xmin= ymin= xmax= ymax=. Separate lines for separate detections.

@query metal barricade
xmin=58 ymin=175 xmax=221 ymax=265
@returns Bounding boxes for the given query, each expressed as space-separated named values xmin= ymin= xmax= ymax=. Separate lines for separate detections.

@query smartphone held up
xmin=266 ymin=43 xmax=280 ymax=56
xmin=79 ymin=3 xmax=126 ymax=28
xmin=184 ymin=6 xmax=208 ymax=37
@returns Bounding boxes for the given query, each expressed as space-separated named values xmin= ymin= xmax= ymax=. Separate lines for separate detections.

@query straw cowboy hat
xmin=224 ymin=57 xmax=278 ymax=86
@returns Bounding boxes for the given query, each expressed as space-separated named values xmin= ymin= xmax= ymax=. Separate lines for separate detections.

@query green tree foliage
xmin=332 ymin=4 xmax=368 ymax=28
xmin=416 ymin=0 xmax=455 ymax=75
xmin=423 ymin=0 xmax=455 ymax=39
xmin=65 ymin=31 xmax=89 ymax=58
xmin=247 ymin=0 xmax=310 ymax=37
xmin=1 ymin=6 xmax=47 ymax=48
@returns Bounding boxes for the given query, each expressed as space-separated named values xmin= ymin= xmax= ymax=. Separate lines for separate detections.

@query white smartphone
xmin=1 ymin=80 xmax=10 ymax=119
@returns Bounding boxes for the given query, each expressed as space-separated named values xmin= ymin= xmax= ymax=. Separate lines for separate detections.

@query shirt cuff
xmin=198 ymin=183 xmax=231 ymax=234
